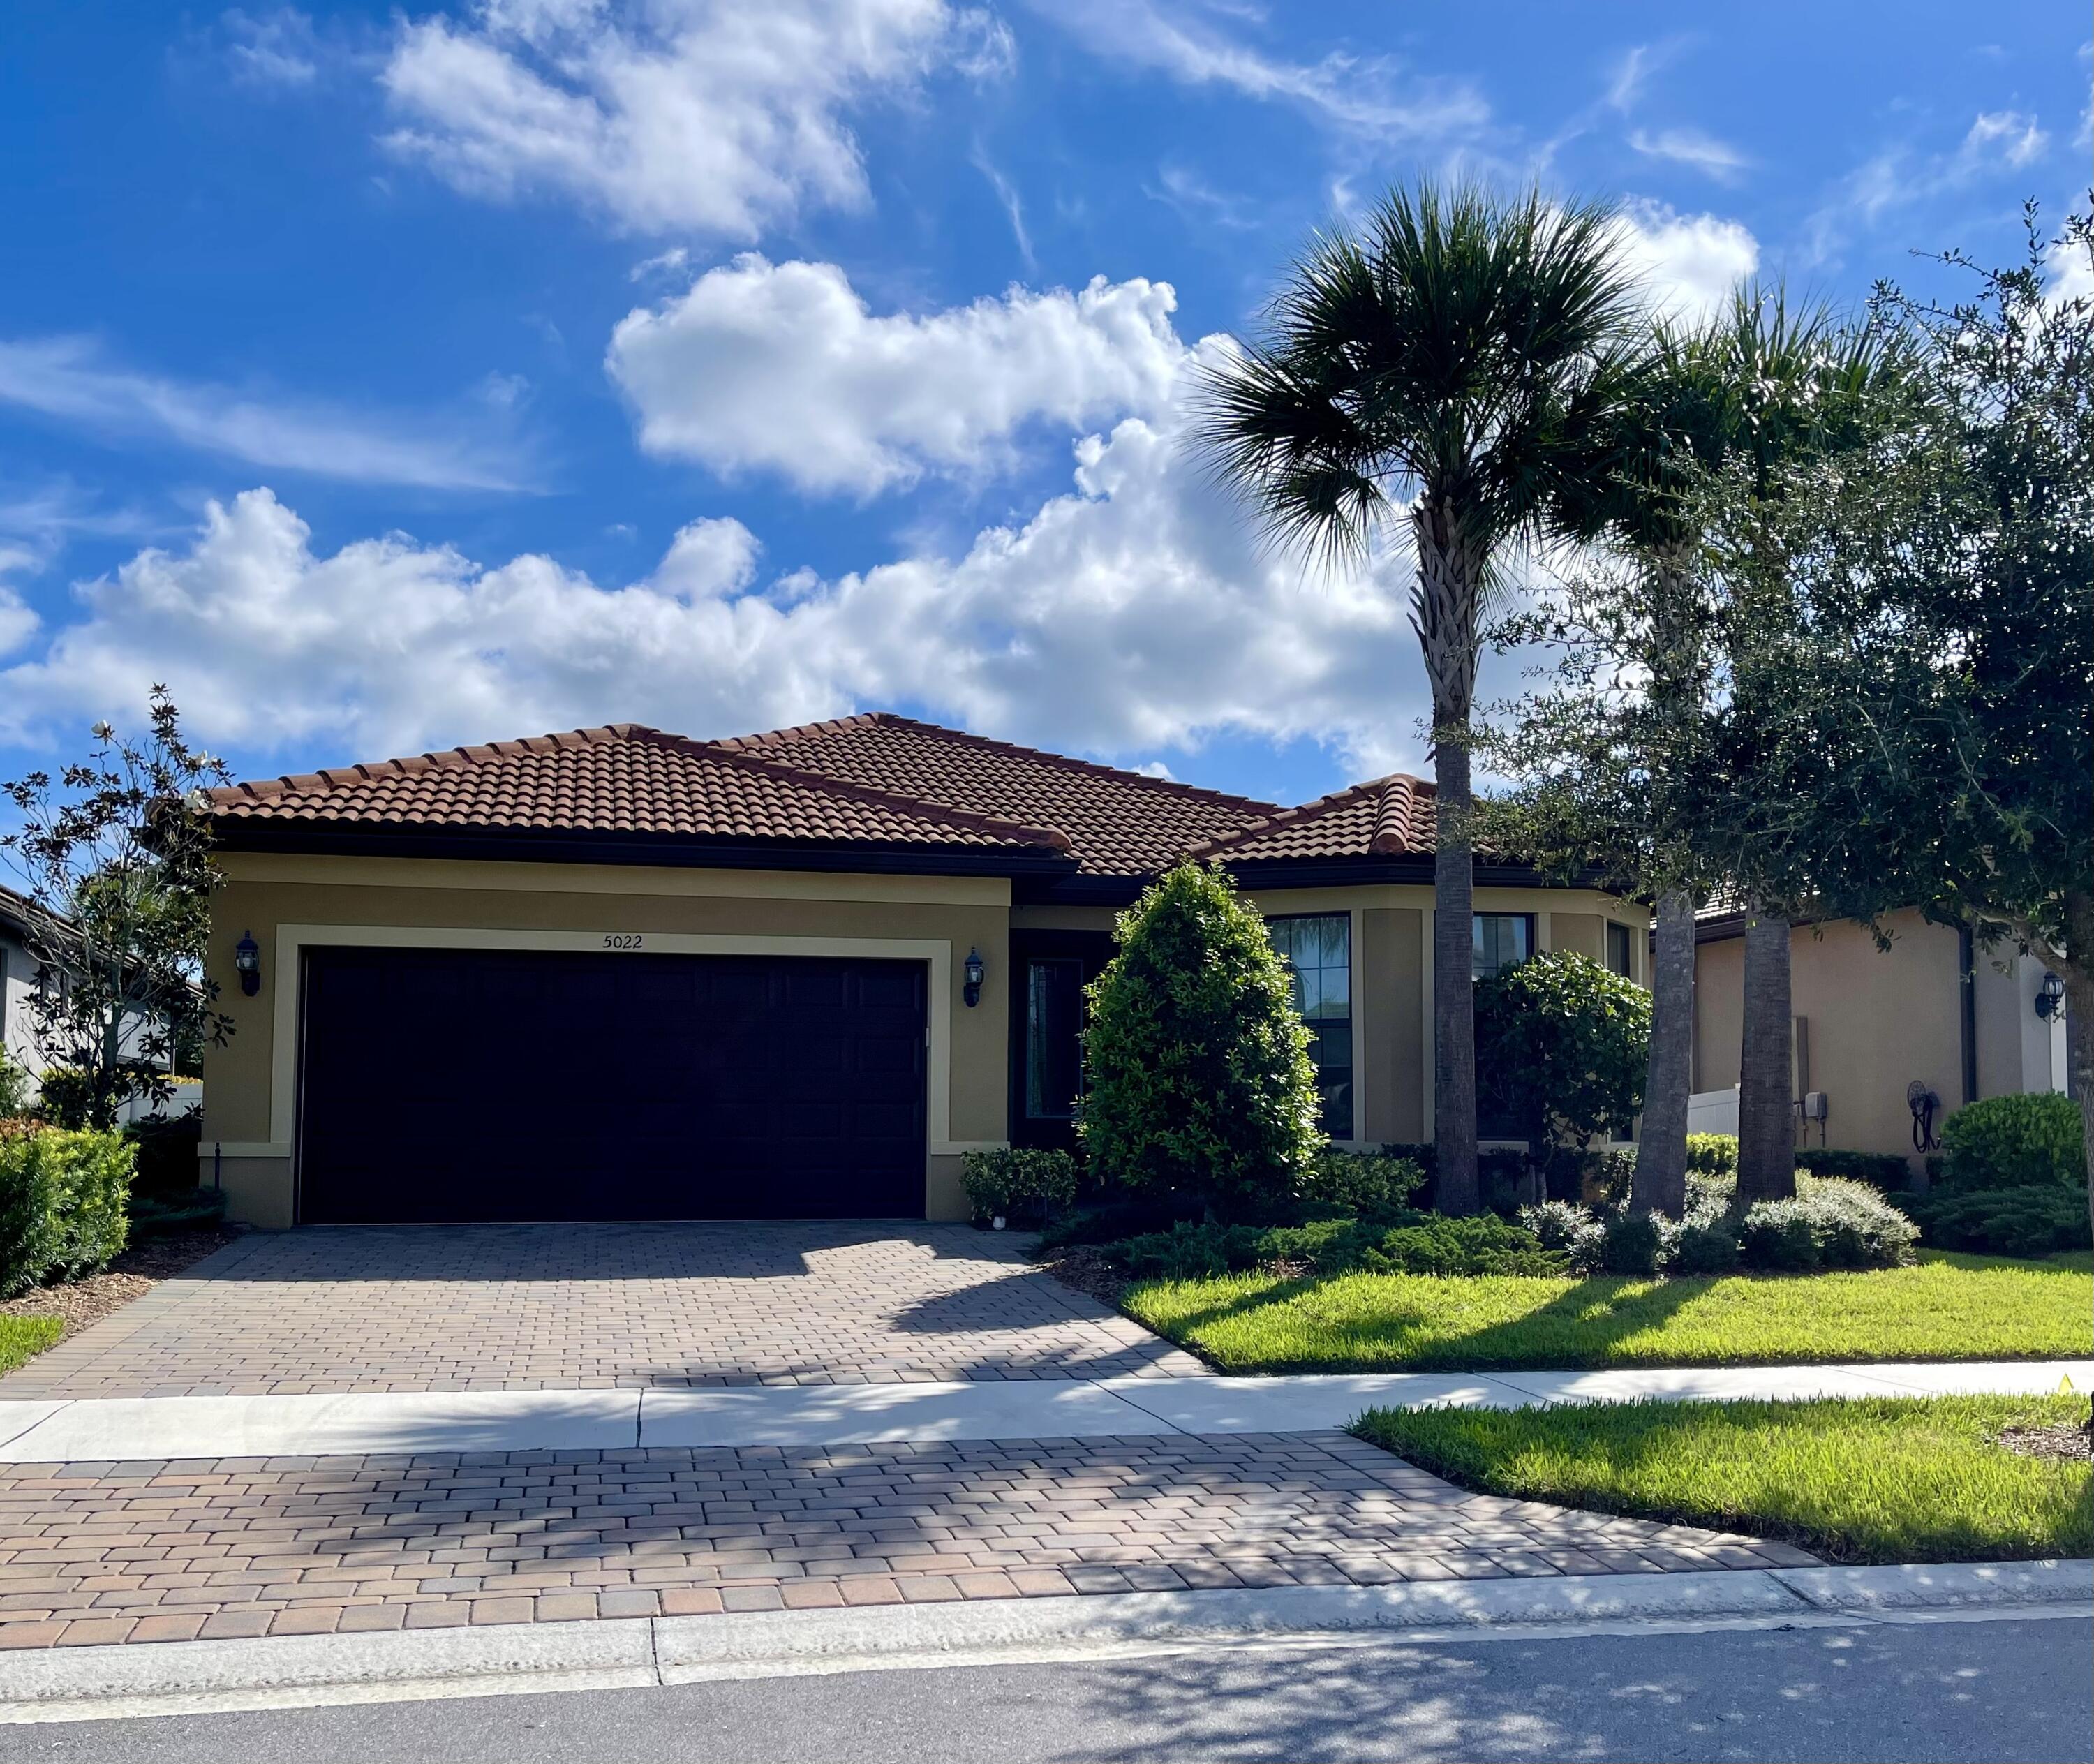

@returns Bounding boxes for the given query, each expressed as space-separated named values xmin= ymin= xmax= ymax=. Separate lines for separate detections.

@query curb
xmin=0 ymin=1560 xmax=2086 ymax=1725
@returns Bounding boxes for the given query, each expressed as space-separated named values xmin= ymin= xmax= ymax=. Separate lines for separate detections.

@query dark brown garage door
xmin=297 ymin=947 xmax=928 ymax=1223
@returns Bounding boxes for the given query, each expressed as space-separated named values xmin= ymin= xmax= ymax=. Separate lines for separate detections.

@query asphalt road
xmin=1 ymin=1615 xmax=2087 ymax=1764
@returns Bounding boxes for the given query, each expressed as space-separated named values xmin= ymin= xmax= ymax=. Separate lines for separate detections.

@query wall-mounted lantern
xmin=962 ymin=947 xmax=985 ymax=1009
xmin=2035 ymin=971 xmax=2066 ymax=1021
xmin=235 ymin=931 xmax=261 ymax=998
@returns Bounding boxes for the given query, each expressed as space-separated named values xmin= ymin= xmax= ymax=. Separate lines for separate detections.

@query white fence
xmin=1686 ymin=1085 xmax=1738 ymax=1136
xmin=114 ymin=1083 xmax=203 ymax=1126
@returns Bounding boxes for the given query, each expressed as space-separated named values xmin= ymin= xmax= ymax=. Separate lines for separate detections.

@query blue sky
xmin=0 ymin=1 xmax=2085 ymax=809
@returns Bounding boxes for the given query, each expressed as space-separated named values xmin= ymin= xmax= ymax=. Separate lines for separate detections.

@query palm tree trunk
xmin=1736 ymin=905 xmax=1796 ymax=1203
xmin=1631 ymin=891 xmax=1695 ymax=1217
xmin=1433 ymin=732 xmax=1480 ymax=1214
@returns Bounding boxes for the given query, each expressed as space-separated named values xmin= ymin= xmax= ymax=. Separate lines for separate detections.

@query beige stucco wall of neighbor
xmin=1693 ymin=910 xmax=1968 ymax=1167
xmin=200 ymin=854 xmax=1016 ymax=1227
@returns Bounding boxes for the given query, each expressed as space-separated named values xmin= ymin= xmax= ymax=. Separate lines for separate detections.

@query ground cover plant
xmin=1352 ymin=1393 xmax=2093 ymax=1564
xmin=1120 ymin=1250 xmax=2092 ymax=1372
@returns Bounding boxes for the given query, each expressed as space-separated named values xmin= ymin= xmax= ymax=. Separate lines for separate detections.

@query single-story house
xmin=198 ymin=714 xmax=1649 ymax=1226
xmin=1692 ymin=906 xmax=2069 ymax=1166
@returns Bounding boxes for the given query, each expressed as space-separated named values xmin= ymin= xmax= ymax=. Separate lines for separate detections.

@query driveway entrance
xmin=0 ymin=1223 xmax=1208 ymax=1398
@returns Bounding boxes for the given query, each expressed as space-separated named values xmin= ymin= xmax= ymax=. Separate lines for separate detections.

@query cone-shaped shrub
xmin=1080 ymin=861 xmax=1321 ymax=1215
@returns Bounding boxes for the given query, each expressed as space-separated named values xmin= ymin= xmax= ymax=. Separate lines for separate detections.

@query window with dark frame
xmin=1471 ymin=912 xmax=1534 ymax=980
xmin=1023 ymin=958 xmax=1085 ymax=1121
xmin=1605 ymin=920 xmax=1633 ymax=979
xmin=1267 ymin=913 xmax=1352 ymax=1139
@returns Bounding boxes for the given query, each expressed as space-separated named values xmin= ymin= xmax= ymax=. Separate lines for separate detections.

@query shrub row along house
xmin=195 ymin=713 xmax=1646 ymax=1227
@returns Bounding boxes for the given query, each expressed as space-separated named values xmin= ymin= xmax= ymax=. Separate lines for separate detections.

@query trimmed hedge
xmin=1300 ymin=1148 xmax=1425 ymax=1216
xmin=0 ymin=1123 xmax=135 ymax=1297
xmin=1938 ymin=1094 xmax=2085 ymax=1194
xmin=1113 ymin=1211 xmax=1565 ymax=1282
xmin=1797 ymin=1147 xmax=1913 ymax=1189
xmin=1686 ymin=1134 xmax=1739 ymax=1177
xmin=1522 ymin=1175 xmax=1917 ymax=1275
xmin=1906 ymin=1186 xmax=2091 ymax=1258
xmin=958 ymin=1147 xmax=1079 ymax=1226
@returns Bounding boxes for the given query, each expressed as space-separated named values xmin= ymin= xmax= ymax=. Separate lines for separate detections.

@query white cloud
xmin=378 ymin=0 xmax=983 ymax=237
xmin=0 ymin=365 xmax=1434 ymax=781
xmin=1614 ymin=201 xmax=1759 ymax=321
xmin=0 ymin=588 xmax=37 ymax=659
xmin=221 ymin=8 xmax=322 ymax=87
xmin=1030 ymin=0 xmax=1489 ymax=144
xmin=607 ymin=258 xmax=1187 ymax=496
xmin=1963 ymin=109 xmax=2047 ymax=168
xmin=1808 ymin=109 xmax=2056 ymax=263
xmin=0 ymin=336 xmax=531 ymax=491
xmin=1627 ymin=126 xmax=1751 ymax=184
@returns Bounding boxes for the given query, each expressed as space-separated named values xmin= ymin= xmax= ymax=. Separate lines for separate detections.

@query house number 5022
xmin=601 ymin=934 xmax=644 ymax=950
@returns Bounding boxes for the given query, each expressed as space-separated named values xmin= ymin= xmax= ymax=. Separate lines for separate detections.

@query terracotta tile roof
xmin=208 ymin=725 xmax=1071 ymax=857
xmin=1191 ymin=773 xmax=1436 ymax=863
xmin=712 ymin=713 xmax=1279 ymax=877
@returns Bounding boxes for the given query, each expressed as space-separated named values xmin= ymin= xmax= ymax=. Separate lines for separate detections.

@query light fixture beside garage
xmin=2035 ymin=971 xmax=2065 ymax=1021
xmin=235 ymin=931 xmax=261 ymax=997
xmin=963 ymin=947 xmax=986 ymax=1008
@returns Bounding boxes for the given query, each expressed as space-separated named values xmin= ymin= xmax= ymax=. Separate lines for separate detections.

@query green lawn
xmin=0 ymin=1317 xmax=62 ymax=1377
xmin=1352 ymin=1395 xmax=2094 ymax=1564
xmin=1122 ymin=1251 xmax=2093 ymax=1373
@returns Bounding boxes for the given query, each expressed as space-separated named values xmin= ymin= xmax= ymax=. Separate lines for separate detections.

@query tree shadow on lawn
xmin=1141 ymin=1269 xmax=1714 ymax=1374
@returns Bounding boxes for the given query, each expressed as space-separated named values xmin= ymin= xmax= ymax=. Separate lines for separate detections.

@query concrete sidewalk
xmin=1 ymin=1358 xmax=2082 ymax=1461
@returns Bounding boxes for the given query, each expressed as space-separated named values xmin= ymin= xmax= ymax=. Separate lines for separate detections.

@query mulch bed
xmin=1041 ymin=1246 xmax=1131 ymax=1309
xmin=1994 ymin=1421 xmax=2093 ymax=1464
xmin=0 ymin=1228 xmax=241 ymax=1341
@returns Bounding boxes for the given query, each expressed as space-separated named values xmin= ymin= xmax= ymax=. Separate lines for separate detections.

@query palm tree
xmin=1706 ymin=290 xmax=1901 ymax=1205
xmin=1201 ymin=182 xmax=1641 ymax=1213
xmin=1552 ymin=317 xmax=1740 ymax=1219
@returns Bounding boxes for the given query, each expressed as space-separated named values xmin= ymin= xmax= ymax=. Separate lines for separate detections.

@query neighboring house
xmin=0 ymin=882 xmax=47 ymax=1085
xmin=198 ymin=715 xmax=1649 ymax=1227
xmin=1693 ymin=906 xmax=2068 ymax=1168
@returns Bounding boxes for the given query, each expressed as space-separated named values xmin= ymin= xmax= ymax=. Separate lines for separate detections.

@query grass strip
xmin=0 ymin=1316 xmax=64 ymax=1377
xmin=1351 ymin=1393 xmax=2094 ymax=1565
xmin=1122 ymin=1253 xmax=2093 ymax=1373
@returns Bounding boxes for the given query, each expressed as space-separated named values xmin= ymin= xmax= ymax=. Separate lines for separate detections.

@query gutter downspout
xmin=1957 ymin=925 xmax=1978 ymax=1106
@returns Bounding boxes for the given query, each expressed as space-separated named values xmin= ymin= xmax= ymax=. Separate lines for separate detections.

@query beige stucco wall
xmin=202 ymin=853 xmax=1014 ymax=1226
xmin=202 ymin=850 xmax=1647 ymax=1224
xmin=1693 ymin=910 xmax=1966 ymax=1166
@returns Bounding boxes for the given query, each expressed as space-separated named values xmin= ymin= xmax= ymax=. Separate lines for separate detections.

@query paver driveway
xmin=0 ymin=1224 xmax=1207 ymax=1398
xmin=0 ymin=1432 xmax=1817 ymax=1648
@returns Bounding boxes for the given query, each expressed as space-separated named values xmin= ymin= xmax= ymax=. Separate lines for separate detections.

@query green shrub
xmin=1796 ymin=1147 xmax=1913 ymax=1189
xmin=1301 ymin=1148 xmax=1426 ymax=1216
xmin=1364 ymin=1214 xmax=1565 ymax=1277
xmin=1739 ymin=1201 xmax=1821 ymax=1271
xmin=1598 ymin=1210 xmax=1677 ymax=1275
xmin=958 ymin=1147 xmax=1079 ymax=1226
xmin=1672 ymin=1220 xmax=1743 ymax=1275
xmin=0 ymin=1053 xmax=29 ymax=1119
xmin=0 ymin=1124 xmax=135 ymax=1296
xmin=1686 ymin=1134 xmax=1739 ymax=1177
xmin=1475 ymin=951 xmax=1651 ymax=1159
xmin=1938 ymin=1094 xmax=2086 ymax=1194
xmin=1518 ymin=1200 xmax=1606 ymax=1272
xmin=124 ymin=1113 xmax=203 ymax=1196
xmin=1578 ymin=1147 xmax=1639 ymax=1209
xmin=31 ymin=1067 xmax=95 ymax=1129
xmin=1909 ymin=1186 xmax=2092 ymax=1258
xmin=128 ymin=1188 xmax=228 ymax=1236
xmin=1740 ymin=1179 xmax=1917 ymax=1272
xmin=1114 ymin=1210 xmax=1564 ymax=1281
xmin=1081 ymin=863 xmax=1321 ymax=1215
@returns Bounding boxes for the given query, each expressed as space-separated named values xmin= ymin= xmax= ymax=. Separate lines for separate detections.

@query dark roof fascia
xmin=1219 ymin=854 xmax=1626 ymax=893
xmin=209 ymin=820 xmax=1080 ymax=880
xmin=1011 ymin=873 xmax=1150 ymax=907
